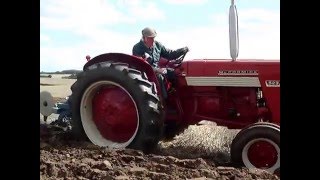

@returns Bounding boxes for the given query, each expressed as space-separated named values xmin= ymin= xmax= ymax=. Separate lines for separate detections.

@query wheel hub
xmin=92 ymin=86 xmax=138 ymax=143
xmin=80 ymin=81 xmax=139 ymax=148
xmin=246 ymin=139 xmax=278 ymax=169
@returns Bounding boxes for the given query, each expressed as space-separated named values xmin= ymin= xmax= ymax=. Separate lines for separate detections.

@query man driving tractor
xmin=132 ymin=27 xmax=189 ymax=98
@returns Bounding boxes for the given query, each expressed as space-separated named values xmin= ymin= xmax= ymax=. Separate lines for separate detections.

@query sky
xmin=40 ymin=0 xmax=280 ymax=72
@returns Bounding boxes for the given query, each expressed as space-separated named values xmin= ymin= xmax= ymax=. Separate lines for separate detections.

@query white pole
xmin=229 ymin=0 xmax=239 ymax=61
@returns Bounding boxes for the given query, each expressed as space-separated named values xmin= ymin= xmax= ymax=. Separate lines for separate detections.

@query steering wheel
xmin=164 ymin=51 xmax=188 ymax=69
xmin=172 ymin=51 xmax=187 ymax=68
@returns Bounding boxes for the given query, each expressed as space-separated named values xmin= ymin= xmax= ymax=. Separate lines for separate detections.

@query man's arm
xmin=132 ymin=44 xmax=154 ymax=66
xmin=158 ymin=42 xmax=188 ymax=60
xmin=132 ymin=44 xmax=144 ymax=57
xmin=133 ymin=42 xmax=167 ymax=75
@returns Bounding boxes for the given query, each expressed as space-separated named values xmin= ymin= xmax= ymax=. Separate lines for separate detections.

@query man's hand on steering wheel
xmin=182 ymin=46 xmax=189 ymax=54
xmin=172 ymin=46 xmax=189 ymax=67
xmin=162 ymin=46 xmax=189 ymax=68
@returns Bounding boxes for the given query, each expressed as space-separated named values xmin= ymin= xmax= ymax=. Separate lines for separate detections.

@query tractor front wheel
xmin=230 ymin=122 xmax=280 ymax=174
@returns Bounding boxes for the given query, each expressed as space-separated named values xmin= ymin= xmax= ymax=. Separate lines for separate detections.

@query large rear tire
xmin=70 ymin=62 xmax=164 ymax=152
xmin=230 ymin=122 xmax=280 ymax=174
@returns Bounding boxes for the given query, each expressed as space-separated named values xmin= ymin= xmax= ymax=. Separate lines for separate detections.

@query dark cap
xmin=142 ymin=27 xmax=157 ymax=37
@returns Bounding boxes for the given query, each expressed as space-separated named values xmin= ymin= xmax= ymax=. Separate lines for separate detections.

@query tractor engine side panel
xmin=257 ymin=68 xmax=280 ymax=125
xmin=176 ymin=60 xmax=280 ymax=127
xmin=177 ymin=86 xmax=259 ymax=128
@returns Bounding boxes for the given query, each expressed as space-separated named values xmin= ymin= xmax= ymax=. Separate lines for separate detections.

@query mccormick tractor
xmin=40 ymin=0 xmax=280 ymax=175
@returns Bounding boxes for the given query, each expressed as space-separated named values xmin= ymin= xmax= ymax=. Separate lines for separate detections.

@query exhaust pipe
xmin=229 ymin=0 xmax=239 ymax=61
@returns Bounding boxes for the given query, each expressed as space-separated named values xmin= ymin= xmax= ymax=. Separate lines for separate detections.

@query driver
xmin=132 ymin=27 xmax=188 ymax=98
xmin=132 ymin=27 xmax=189 ymax=76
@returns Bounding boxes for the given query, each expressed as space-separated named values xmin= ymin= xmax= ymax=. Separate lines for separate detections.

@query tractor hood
xmin=181 ymin=59 xmax=279 ymax=77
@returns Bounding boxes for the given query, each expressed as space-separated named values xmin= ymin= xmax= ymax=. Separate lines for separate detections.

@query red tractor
xmin=69 ymin=1 xmax=279 ymax=175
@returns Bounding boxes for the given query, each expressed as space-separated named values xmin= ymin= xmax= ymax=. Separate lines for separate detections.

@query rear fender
xmin=83 ymin=53 xmax=162 ymax=97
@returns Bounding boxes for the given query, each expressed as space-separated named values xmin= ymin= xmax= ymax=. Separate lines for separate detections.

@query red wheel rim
xmin=92 ymin=86 xmax=138 ymax=143
xmin=247 ymin=140 xmax=278 ymax=168
xmin=242 ymin=138 xmax=280 ymax=173
xmin=80 ymin=81 xmax=139 ymax=148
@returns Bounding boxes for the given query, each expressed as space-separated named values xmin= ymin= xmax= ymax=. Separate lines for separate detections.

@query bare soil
xmin=40 ymin=121 xmax=279 ymax=180
xmin=40 ymin=77 xmax=280 ymax=180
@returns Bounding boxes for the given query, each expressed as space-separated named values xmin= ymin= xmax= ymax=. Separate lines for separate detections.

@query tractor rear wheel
xmin=230 ymin=122 xmax=280 ymax=174
xmin=70 ymin=62 xmax=164 ymax=152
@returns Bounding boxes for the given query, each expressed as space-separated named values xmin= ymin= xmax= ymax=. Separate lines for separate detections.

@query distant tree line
xmin=40 ymin=69 xmax=82 ymax=74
